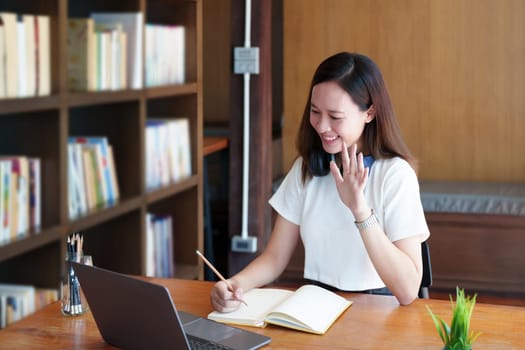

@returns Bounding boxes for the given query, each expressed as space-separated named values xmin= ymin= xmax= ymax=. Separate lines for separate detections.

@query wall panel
xmin=283 ymin=0 xmax=525 ymax=182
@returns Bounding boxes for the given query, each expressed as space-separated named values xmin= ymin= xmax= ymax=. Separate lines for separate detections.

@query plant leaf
xmin=428 ymin=287 xmax=481 ymax=349
xmin=426 ymin=305 xmax=449 ymax=344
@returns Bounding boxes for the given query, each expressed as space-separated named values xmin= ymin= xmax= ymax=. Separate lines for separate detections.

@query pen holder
xmin=60 ymin=254 xmax=91 ymax=316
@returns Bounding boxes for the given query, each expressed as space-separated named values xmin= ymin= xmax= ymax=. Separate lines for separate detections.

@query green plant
xmin=426 ymin=287 xmax=481 ymax=350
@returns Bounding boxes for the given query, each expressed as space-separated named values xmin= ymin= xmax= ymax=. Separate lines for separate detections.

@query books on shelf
xmin=145 ymin=213 xmax=174 ymax=278
xmin=91 ymin=12 xmax=143 ymax=90
xmin=68 ymin=16 xmax=130 ymax=92
xmin=0 ymin=12 xmax=50 ymax=99
xmin=0 ymin=283 xmax=34 ymax=328
xmin=67 ymin=136 xmax=119 ymax=219
xmin=145 ymin=23 xmax=185 ymax=87
xmin=67 ymin=12 xmax=190 ymax=92
xmin=208 ymin=285 xmax=352 ymax=335
xmin=145 ymin=118 xmax=191 ymax=190
xmin=94 ymin=21 xmax=127 ymax=91
xmin=0 ymin=284 xmax=58 ymax=329
xmin=0 ymin=156 xmax=41 ymax=244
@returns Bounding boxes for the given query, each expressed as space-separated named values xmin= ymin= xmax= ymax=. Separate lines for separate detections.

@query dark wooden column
xmin=228 ymin=0 xmax=274 ymax=275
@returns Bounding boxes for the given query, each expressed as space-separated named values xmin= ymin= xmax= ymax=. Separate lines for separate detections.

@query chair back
xmin=419 ymin=240 xmax=432 ymax=299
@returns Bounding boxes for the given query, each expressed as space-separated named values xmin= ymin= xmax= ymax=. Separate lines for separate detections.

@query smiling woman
xmin=210 ymin=52 xmax=430 ymax=311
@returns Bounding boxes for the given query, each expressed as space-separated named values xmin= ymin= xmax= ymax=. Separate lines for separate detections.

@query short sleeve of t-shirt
xmin=370 ymin=158 xmax=430 ymax=243
xmin=268 ymin=158 xmax=304 ymax=225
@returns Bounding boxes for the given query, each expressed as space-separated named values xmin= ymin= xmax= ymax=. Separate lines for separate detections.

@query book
xmin=67 ymin=143 xmax=79 ymax=218
xmin=106 ymin=145 xmax=120 ymax=202
xmin=207 ymin=284 xmax=352 ymax=335
xmin=145 ymin=24 xmax=185 ymax=87
xmin=22 ymin=14 xmax=36 ymax=97
xmin=67 ymin=18 xmax=96 ymax=91
xmin=145 ymin=120 xmax=168 ymax=189
xmin=145 ymin=213 xmax=155 ymax=277
xmin=0 ymin=18 xmax=5 ymax=98
xmin=82 ymin=144 xmax=105 ymax=208
xmin=0 ymin=156 xmax=30 ymax=239
xmin=145 ymin=213 xmax=175 ymax=278
xmin=94 ymin=30 xmax=110 ymax=90
xmin=170 ymin=118 xmax=191 ymax=179
xmin=0 ymin=12 xmax=18 ymax=98
xmin=28 ymin=158 xmax=41 ymax=230
xmin=0 ymin=160 xmax=9 ymax=243
xmin=82 ymin=147 xmax=98 ymax=210
xmin=13 ymin=156 xmax=29 ymax=237
xmin=35 ymin=15 xmax=51 ymax=96
xmin=94 ymin=22 xmax=126 ymax=90
xmin=16 ymin=17 xmax=27 ymax=97
xmin=67 ymin=143 xmax=87 ymax=218
xmin=69 ymin=137 xmax=116 ymax=204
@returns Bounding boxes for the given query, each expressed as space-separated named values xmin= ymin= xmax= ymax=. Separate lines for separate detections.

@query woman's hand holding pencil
xmin=196 ymin=250 xmax=248 ymax=308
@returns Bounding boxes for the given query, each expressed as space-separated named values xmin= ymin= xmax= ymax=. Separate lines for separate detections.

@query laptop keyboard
xmin=187 ymin=335 xmax=235 ymax=350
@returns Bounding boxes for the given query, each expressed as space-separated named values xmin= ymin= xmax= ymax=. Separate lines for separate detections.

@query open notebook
xmin=208 ymin=284 xmax=352 ymax=335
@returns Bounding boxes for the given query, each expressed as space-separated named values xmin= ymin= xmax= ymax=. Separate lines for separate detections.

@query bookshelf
xmin=0 ymin=0 xmax=203 ymax=304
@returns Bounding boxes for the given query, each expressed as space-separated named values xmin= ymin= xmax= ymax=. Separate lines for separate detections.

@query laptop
xmin=72 ymin=262 xmax=271 ymax=350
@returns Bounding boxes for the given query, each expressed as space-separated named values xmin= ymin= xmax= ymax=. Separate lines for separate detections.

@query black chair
xmin=418 ymin=240 xmax=432 ymax=299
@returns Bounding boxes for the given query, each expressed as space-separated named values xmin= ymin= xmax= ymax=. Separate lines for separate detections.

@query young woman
xmin=211 ymin=52 xmax=429 ymax=310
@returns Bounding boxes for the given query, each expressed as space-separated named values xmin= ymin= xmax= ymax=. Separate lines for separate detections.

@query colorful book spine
xmin=67 ymin=137 xmax=119 ymax=218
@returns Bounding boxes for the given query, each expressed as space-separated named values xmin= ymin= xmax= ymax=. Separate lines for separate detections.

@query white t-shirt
xmin=269 ymin=156 xmax=430 ymax=291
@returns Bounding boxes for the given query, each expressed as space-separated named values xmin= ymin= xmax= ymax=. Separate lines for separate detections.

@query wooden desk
xmin=0 ymin=279 xmax=524 ymax=349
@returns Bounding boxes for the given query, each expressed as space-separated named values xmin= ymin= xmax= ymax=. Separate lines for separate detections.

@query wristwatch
xmin=354 ymin=209 xmax=378 ymax=231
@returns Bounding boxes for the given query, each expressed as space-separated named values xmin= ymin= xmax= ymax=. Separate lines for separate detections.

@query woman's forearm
xmin=359 ymin=226 xmax=423 ymax=305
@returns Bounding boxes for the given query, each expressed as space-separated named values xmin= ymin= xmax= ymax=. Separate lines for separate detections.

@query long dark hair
xmin=297 ymin=52 xmax=416 ymax=183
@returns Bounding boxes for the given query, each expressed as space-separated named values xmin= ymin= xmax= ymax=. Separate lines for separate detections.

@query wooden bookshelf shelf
xmin=0 ymin=96 xmax=62 ymax=115
xmin=66 ymin=90 xmax=143 ymax=107
xmin=67 ymin=197 xmax=143 ymax=232
xmin=0 ymin=228 xmax=61 ymax=264
xmin=145 ymin=175 xmax=200 ymax=204
xmin=0 ymin=0 xmax=204 ymax=313
xmin=145 ymin=83 xmax=199 ymax=98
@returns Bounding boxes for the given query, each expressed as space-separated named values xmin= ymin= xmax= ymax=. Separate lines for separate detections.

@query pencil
xmin=195 ymin=250 xmax=248 ymax=306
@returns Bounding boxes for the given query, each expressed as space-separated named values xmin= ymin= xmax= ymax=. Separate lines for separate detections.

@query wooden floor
xmin=430 ymin=289 xmax=525 ymax=307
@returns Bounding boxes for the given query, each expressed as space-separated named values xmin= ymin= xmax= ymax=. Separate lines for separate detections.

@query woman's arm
xmin=358 ymin=228 xmax=423 ymax=305
xmin=330 ymin=143 xmax=424 ymax=305
xmin=210 ymin=214 xmax=300 ymax=312
xmin=232 ymin=215 xmax=300 ymax=290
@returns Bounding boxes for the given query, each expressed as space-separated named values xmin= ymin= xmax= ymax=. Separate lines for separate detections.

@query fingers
xmin=356 ymin=151 xmax=364 ymax=174
xmin=329 ymin=160 xmax=343 ymax=183
xmin=340 ymin=142 xmax=350 ymax=174
xmin=340 ymin=143 xmax=365 ymax=176
xmin=210 ymin=280 xmax=244 ymax=313
xmin=233 ymin=289 xmax=245 ymax=304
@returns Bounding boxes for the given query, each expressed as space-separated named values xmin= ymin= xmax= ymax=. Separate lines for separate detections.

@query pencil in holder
xmin=61 ymin=234 xmax=90 ymax=316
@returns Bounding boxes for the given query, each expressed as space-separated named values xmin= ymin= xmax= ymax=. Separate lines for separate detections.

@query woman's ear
xmin=365 ymin=105 xmax=376 ymax=123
